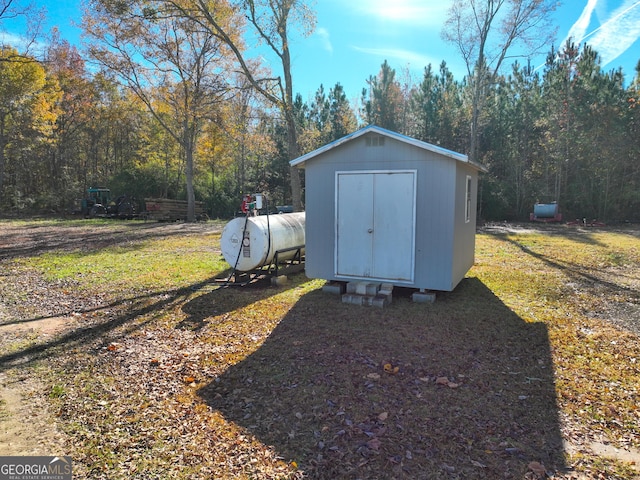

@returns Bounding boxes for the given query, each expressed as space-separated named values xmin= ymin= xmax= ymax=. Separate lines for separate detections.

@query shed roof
xmin=290 ymin=125 xmax=488 ymax=172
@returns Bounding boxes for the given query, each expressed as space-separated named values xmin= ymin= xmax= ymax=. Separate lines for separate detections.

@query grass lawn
xmin=0 ymin=219 xmax=638 ymax=479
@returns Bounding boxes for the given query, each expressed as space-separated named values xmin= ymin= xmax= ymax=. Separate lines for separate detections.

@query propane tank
xmin=533 ymin=203 xmax=559 ymax=218
xmin=220 ymin=212 xmax=305 ymax=272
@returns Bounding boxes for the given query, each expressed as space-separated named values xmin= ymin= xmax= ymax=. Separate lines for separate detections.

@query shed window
xmin=366 ymin=136 xmax=385 ymax=147
xmin=465 ymin=175 xmax=472 ymax=223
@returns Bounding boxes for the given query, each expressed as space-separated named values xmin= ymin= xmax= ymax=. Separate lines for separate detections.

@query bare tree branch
xmin=442 ymin=0 xmax=557 ymax=164
xmin=84 ymin=0 xmax=233 ymax=220
xmin=155 ymin=0 xmax=315 ymax=210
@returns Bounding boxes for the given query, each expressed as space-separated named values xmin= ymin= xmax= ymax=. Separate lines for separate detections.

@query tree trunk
xmin=281 ymin=28 xmax=302 ymax=212
xmin=184 ymin=126 xmax=196 ymax=222
xmin=286 ymin=108 xmax=302 ymax=211
xmin=469 ymin=60 xmax=488 ymax=165
xmin=0 ymin=115 xmax=5 ymax=198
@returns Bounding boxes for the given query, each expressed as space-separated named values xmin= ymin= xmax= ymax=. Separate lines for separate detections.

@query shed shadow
xmin=198 ymin=278 xmax=566 ymax=479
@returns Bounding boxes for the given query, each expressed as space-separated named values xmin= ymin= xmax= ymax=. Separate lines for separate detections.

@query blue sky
xmin=2 ymin=0 xmax=639 ymax=101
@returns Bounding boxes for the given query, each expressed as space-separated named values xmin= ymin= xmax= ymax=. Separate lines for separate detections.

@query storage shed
xmin=290 ymin=125 xmax=487 ymax=292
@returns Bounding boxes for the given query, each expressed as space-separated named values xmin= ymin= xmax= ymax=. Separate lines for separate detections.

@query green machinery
xmin=80 ymin=187 xmax=136 ymax=218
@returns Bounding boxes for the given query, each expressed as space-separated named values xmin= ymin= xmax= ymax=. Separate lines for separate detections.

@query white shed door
xmin=335 ymin=171 xmax=416 ymax=282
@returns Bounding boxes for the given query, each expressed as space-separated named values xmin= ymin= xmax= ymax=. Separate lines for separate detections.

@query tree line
xmin=1 ymin=0 xmax=639 ymax=222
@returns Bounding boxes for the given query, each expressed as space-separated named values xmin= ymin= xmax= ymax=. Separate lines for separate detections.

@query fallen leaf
xmin=436 ymin=376 xmax=460 ymax=388
xmin=384 ymin=363 xmax=399 ymax=374
xmin=366 ymin=438 xmax=381 ymax=451
xmin=528 ymin=461 xmax=546 ymax=477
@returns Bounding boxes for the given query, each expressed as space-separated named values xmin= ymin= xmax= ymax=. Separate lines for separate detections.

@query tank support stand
xmin=216 ymin=245 xmax=304 ymax=286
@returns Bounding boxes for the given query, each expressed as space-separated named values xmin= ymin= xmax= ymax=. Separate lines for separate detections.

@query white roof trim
xmin=290 ymin=125 xmax=488 ymax=172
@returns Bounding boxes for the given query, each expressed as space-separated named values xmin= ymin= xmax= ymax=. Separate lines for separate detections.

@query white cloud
xmin=0 ymin=31 xmax=28 ymax=48
xmin=564 ymin=0 xmax=640 ymax=68
xmin=564 ymin=0 xmax=599 ymax=45
xmin=0 ymin=30 xmax=46 ymax=54
xmin=584 ymin=0 xmax=640 ymax=67
xmin=316 ymin=27 xmax=333 ymax=54
xmin=352 ymin=45 xmax=438 ymax=68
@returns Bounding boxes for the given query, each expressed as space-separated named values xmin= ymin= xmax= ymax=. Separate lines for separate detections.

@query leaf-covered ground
xmin=0 ymin=219 xmax=639 ymax=479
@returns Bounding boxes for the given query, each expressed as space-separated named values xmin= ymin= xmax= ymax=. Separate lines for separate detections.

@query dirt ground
xmin=1 ymin=220 xmax=639 ymax=477
xmin=0 ymin=221 xmax=222 ymax=457
xmin=480 ymin=222 xmax=640 ymax=336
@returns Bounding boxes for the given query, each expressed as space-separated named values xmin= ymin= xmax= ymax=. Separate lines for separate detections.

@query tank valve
xmin=241 ymin=193 xmax=265 ymax=215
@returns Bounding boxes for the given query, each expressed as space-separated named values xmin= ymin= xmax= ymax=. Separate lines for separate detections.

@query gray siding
xmin=451 ymin=163 xmax=478 ymax=290
xmin=303 ymin=157 xmax=339 ymax=281
xmin=300 ymin=131 xmax=480 ymax=291
xmin=413 ymin=152 xmax=456 ymax=290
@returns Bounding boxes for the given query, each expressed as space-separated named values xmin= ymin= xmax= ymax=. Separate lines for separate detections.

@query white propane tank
xmin=220 ymin=212 xmax=305 ymax=272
